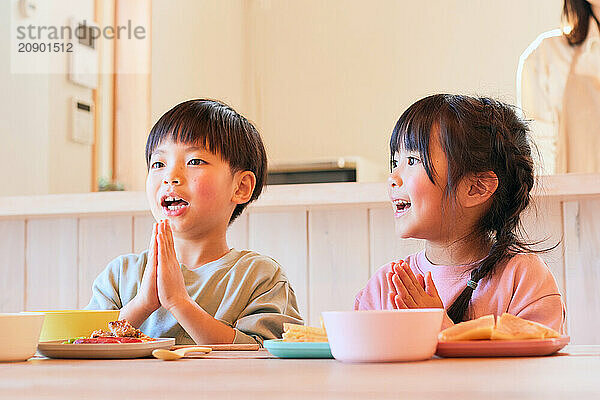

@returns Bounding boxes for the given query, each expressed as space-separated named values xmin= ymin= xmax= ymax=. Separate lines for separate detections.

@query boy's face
xmin=146 ymin=139 xmax=237 ymax=238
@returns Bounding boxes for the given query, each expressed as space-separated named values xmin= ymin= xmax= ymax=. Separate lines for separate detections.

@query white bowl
xmin=0 ymin=313 xmax=45 ymax=362
xmin=322 ymin=309 xmax=443 ymax=363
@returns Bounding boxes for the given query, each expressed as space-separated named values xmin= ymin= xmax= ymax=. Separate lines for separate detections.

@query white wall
xmin=151 ymin=0 xmax=247 ymax=122
xmin=1 ymin=0 xmax=564 ymax=196
xmin=0 ymin=0 xmax=94 ymax=196
xmin=242 ymin=0 xmax=563 ymax=182
xmin=0 ymin=0 xmax=49 ymax=196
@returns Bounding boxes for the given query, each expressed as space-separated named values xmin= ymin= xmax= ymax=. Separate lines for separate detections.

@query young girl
xmin=355 ymin=94 xmax=565 ymax=331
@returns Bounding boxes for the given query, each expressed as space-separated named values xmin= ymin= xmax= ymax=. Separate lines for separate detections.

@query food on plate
xmin=438 ymin=313 xmax=560 ymax=342
xmin=437 ymin=315 xmax=495 ymax=341
xmin=491 ymin=313 xmax=560 ymax=340
xmin=63 ymin=319 xmax=156 ymax=344
xmin=282 ymin=319 xmax=328 ymax=342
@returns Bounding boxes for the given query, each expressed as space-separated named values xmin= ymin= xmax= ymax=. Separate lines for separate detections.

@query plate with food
xmin=264 ymin=322 xmax=333 ymax=359
xmin=37 ymin=319 xmax=175 ymax=359
xmin=436 ymin=313 xmax=570 ymax=358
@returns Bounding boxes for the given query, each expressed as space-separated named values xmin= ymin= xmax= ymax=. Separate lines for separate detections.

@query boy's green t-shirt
xmin=85 ymin=249 xmax=304 ymax=344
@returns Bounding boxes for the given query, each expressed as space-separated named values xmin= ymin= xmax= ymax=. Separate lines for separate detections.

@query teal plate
xmin=263 ymin=339 xmax=333 ymax=359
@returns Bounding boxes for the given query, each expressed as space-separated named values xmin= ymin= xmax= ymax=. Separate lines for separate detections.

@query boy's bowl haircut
xmin=145 ymin=99 xmax=267 ymax=223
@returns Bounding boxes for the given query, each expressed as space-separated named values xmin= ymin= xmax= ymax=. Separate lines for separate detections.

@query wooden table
xmin=1 ymin=346 xmax=599 ymax=399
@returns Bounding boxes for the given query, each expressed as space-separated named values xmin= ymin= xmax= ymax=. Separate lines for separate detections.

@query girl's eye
xmin=407 ymin=156 xmax=420 ymax=166
xmin=150 ymin=161 xmax=164 ymax=169
xmin=390 ymin=159 xmax=398 ymax=171
xmin=188 ymin=158 xmax=205 ymax=166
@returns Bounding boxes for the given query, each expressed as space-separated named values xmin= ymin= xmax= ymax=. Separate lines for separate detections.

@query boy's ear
xmin=459 ymin=171 xmax=498 ymax=208
xmin=232 ymin=171 xmax=256 ymax=205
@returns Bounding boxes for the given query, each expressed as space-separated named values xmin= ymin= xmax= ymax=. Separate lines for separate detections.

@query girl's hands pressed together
xmin=157 ymin=219 xmax=190 ymax=312
xmin=387 ymin=261 xmax=443 ymax=310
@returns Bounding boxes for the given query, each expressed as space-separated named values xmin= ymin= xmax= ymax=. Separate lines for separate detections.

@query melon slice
xmin=491 ymin=313 xmax=560 ymax=340
xmin=438 ymin=314 xmax=495 ymax=341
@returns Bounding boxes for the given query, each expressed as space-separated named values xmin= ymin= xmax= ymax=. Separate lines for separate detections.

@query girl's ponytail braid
xmin=446 ymin=99 xmax=534 ymax=324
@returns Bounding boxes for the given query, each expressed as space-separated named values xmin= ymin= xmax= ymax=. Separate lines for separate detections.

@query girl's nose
xmin=163 ymin=178 xmax=180 ymax=185
xmin=388 ymin=175 xmax=402 ymax=188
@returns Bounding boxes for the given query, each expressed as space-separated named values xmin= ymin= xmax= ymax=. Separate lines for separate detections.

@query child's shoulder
xmin=103 ymin=250 xmax=149 ymax=274
xmin=501 ymin=252 xmax=554 ymax=280
xmin=228 ymin=249 xmax=286 ymax=277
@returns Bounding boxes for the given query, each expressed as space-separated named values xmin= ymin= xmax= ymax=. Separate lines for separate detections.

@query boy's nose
xmin=163 ymin=178 xmax=180 ymax=185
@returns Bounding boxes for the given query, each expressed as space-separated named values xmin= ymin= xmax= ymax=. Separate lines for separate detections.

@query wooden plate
xmin=37 ymin=338 xmax=175 ymax=359
xmin=436 ymin=336 xmax=570 ymax=358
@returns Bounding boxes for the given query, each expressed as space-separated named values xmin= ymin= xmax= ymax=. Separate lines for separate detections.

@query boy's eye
xmin=407 ymin=156 xmax=420 ymax=166
xmin=188 ymin=158 xmax=205 ymax=166
xmin=151 ymin=161 xmax=164 ymax=169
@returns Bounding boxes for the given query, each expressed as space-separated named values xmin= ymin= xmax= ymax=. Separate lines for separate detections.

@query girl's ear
xmin=459 ymin=171 xmax=498 ymax=208
xmin=232 ymin=171 xmax=256 ymax=205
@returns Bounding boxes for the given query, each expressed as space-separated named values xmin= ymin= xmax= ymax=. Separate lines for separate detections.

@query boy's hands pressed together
xmin=157 ymin=219 xmax=191 ymax=312
xmin=119 ymin=223 xmax=160 ymax=327
xmin=387 ymin=261 xmax=443 ymax=310
xmin=138 ymin=222 xmax=160 ymax=312
xmin=154 ymin=219 xmax=236 ymax=344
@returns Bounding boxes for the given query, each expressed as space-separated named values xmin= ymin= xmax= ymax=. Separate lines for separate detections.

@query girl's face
xmin=388 ymin=131 xmax=450 ymax=242
xmin=145 ymin=139 xmax=237 ymax=238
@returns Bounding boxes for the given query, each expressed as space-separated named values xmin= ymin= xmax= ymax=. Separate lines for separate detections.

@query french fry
xmin=282 ymin=322 xmax=328 ymax=342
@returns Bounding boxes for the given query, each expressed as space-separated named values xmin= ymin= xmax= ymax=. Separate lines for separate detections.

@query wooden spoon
xmin=152 ymin=346 xmax=212 ymax=361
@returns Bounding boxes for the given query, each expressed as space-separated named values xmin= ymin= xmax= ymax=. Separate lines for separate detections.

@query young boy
xmin=86 ymin=99 xmax=303 ymax=345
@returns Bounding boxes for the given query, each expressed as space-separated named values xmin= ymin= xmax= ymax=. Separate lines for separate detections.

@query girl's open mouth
xmin=392 ymin=199 xmax=411 ymax=216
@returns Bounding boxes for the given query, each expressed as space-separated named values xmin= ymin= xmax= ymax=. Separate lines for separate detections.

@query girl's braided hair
xmin=390 ymin=94 xmax=548 ymax=323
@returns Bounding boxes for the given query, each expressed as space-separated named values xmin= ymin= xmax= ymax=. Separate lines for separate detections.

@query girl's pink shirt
xmin=355 ymin=250 xmax=566 ymax=333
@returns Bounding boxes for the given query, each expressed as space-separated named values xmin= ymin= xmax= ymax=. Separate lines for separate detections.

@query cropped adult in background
xmin=518 ymin=0 xmax=600 ymax=174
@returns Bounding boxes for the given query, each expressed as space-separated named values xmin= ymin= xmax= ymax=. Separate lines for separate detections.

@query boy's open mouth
xmin=161 ymin=195 xmax=189 ymax=211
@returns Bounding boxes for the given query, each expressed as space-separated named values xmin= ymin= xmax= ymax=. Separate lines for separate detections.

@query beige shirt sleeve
xmin=85 ymin=256 xmax=126 ymax=310
xmin=232 ymin=281 xmax=303 ymax=344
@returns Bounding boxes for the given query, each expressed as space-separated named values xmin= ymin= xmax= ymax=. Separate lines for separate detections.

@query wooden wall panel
xmin=78 ymin=216 xmax=133 ymax=308
xmin=26 ymin=218 xmax=78 ymax=310
xmin=369 ymin=207 xmax=425 ymax=276
xmin=0 ymin=220 xmax=25 ymax=312
xmin=133 ymin=213 xmax=155 ymax=254
xmin=249 ymin=210 xmax=309 ymax=323
xmin=308 ymin=208 xmax=370 ymax=326
xmin=520 ymin=197 xmax=565 ymax=294
xmin=227 ymin=213 xmax=249 ymax=250
xmin=564 ymin=199 xmax=600 ymax=344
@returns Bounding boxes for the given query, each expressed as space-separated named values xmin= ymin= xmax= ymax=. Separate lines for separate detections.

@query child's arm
xmin=118 ymin=223 xmax=160 ymax=327
xmin=156 ymin=220 xmax=236 ymax=344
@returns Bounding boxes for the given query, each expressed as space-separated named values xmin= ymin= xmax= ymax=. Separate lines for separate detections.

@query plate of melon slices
xmin=436 ymin=313 xmax=569 ymax=358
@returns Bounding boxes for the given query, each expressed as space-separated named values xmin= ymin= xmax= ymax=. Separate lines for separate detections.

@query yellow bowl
xmin=31 ymin=310 xmax=120 ymax=341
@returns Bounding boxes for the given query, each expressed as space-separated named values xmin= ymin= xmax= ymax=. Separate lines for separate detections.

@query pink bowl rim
xmin=23 ymin=310 xmax=120 ymax=315
xmin=322 ymin=309 xmax=444 ymax=315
